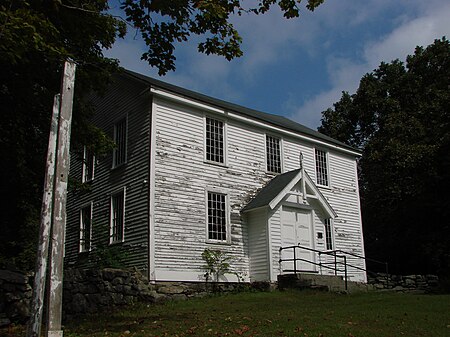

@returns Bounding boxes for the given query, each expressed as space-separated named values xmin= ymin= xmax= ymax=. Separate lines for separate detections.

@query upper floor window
xmin=266 ymin=135 xmax=281 ymax=173
xmin=82 ymin=146 xmax=95 ymax=182
xmin=324 ymin=218 xmax=333 ymax=250
xmin=79 ymin=203 xmax=92 ymax=253
xmin=207 ymin=191 xmax=227 ymax=242
xmin=205 ymin=117 xmax=224 ymax=164
xmin=315 ymin=149 xmax=329 ymax=186
xmin=110 ymin=188 xmax=125 ymax=244
xmin=113 ymin=117 xmax=127 ymax=167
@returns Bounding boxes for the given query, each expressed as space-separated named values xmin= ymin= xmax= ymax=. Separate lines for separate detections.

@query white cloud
xmin=290 ymin=1 xmax=450 ymax=128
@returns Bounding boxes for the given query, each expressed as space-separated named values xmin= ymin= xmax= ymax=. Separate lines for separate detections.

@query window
xmin=266 ymin=135 xmax=281 ymax=173
xmin=113 ymin=117 xmax=127 ymax=167
xmin=205 ymin=117 xmax=224 ymax=163
xmin=207 ymin=191 xmax=227 ymax=241
xmin=315 ymin=149 xmax=329 ymax=186
xmin=82 ymin=146 xmax=95 ymax=182
xmin=110 ymin=188 xmax=125 ymax=243
xmin=324 ymin=218 xmax=333 ymax=250
xmin=79 ymin=204 xmax=92 ymax=253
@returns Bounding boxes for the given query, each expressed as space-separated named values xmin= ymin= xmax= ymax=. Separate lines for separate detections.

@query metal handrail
xmin=279 ymin=245 xmax=349 ymax=290
xmin=279 ymin=244 xmax=389 ymax=290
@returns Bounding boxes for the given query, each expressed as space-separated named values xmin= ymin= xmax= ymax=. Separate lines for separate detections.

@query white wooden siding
xmin=247 ymin=209 xmax=269 ymax=282
xmin=152 ymin=96 xmax=365 ymax=282
xmin=66 ymin=75 xmax=151 ymax=271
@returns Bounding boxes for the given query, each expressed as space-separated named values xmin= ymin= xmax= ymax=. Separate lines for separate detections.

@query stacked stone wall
xmin=368 ymin=273 xmax=439 ymax=292
xmin=63 ymin=268 xmax=252 ymax=315
xmin=0 ymin=270 xmax=33 ymax=327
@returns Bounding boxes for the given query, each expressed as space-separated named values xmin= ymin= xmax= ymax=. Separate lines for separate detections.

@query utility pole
xmin=27 ymin=60 xmax=76 ymax=337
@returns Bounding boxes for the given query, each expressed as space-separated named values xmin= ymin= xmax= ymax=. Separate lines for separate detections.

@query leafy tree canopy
xmin=0 ymin=0 xmax=325 ymax=270
xmin=319 ymin=37 xmax=450 ymax=276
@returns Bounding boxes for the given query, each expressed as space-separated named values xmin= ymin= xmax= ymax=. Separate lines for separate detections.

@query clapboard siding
xmin=65 ymin=74 xmax=151 ymax=271
xmin=247 ymin=209 xmax=269 ymax=281
xmin=152 ymin=98 xmax=271 ymax=281
xmin=151 ymin=95 xmax=365 ymax=282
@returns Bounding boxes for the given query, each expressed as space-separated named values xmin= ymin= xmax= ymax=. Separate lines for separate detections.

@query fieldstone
xmin=112 ymin=277 xmax=124 ymax=285
xmin=157 ymin=284 xmax=186 ymax=295
xmin=71 ymin=293 xmax=89 ymax=313
xmin=0 ymin=270 xmax=28 ymax=284
xmin=0 ymin=317 xmax=11 ymax=328
xmin=6 ymin=300 xmax=30 ymax=321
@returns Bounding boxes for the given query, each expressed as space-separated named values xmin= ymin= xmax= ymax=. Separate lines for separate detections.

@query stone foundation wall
xmin=63 ymin=268 xmax=253 ymax=315
xmin=367 ymin=273 xmax=439 ymax=292
xmin=0 ymin=270 xmax=33 ymax=327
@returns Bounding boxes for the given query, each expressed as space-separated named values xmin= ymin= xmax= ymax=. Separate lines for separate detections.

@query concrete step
xmin=278 ymin=273 xmax=373 ymax=293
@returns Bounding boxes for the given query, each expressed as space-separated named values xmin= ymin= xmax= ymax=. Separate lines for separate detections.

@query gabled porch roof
xmin=242 ymin=169 xmax=337 ymax=218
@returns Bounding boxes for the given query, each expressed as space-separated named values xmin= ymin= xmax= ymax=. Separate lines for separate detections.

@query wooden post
xmin=46 ymin=60 xmax=76 ymax=337
xmin=27 ymin=94 xmax=61 ymax=337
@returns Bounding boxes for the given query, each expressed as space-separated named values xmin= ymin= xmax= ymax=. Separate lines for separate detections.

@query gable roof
xmin=242 ymin=169 xmax=336 ymax=218
xmin=121 ymin=69 xmax=360 ymax=155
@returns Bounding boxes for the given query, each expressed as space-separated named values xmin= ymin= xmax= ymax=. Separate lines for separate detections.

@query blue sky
xmin=106 ymin=0 xmax=450 ymax=129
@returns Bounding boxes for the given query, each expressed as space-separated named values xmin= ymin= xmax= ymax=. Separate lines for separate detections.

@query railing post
xmin=343 ymin=256 xmax=348 ymax=291
xmin=293 ymin=247 xmax=297 ymax=275
xmin=385 ymin=262 xmax=389 ymax=288
xmin=318 ymin=252 xmax=322 ymax=275
xmin=334 ymin=251 xmax=337 ymax=275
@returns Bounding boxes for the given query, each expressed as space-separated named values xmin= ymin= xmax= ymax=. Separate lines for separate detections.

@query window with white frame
xmin=82 ymin=146 xmax=95 ymax=182
xmin=113 ymin=117 xmax=127 ymax=167
xmin=315 ymin=149 xmax=329 ymax=186
xmin=205 ymin=117 xmax=224 ymax=163
xmin=266 ymin=135 xmax=281 ymax=173
xmin=324 ymin=218 xmax=333 ymax=250
xmin=207 ymin=191 xmax=227 ymax=241
xmin=79 ymin=204 xmax=92 ymax=253
xmin=110 ymin=188 xmax=125 ymax=244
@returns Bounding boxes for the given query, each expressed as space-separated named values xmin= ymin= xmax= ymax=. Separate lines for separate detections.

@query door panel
xmin=281 ymin=207 xmax=315 ymax=272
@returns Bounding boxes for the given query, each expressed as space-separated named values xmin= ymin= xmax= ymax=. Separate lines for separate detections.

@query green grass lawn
xmin=2 ymin=290 xmax=450 ymax=337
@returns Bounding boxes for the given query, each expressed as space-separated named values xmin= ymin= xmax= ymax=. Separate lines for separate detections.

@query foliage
xmin=3 ymin=291 xmax=450 ymax=336
xmin=0 ymin=0 xmax=124 ymax=270
xmin=201 ymin=248 xmax=233 ymax=282
xmin=319 ymin=37 xmax=450 ymax=276
xmin=0 ymin=0 xmax=326 ymax=271
xmin=121 ymin=0 xmax=325 ymax=75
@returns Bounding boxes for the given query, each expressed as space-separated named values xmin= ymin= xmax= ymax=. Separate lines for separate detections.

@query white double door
xmin=280 ymin=206 xmax=315 ymax=272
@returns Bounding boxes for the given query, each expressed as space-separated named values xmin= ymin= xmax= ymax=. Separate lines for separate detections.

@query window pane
xmin=324 ymin=218 xmax=333 ymax=250
xmin=315 ymin=149 xmax=329 ymax=186
xmin=111 ymin=190 xmax=125 ymax=243
xmin=266 ymin=135 xmax=281 ymax=173
xmin=80 ymin=205 xmax=92 ymax=252
xmin=206 ymin=118 xmax=224 ymax=163
xmin=207 ymin=192 xmax=226 ymax=241
xmin=82 ymin=147 xmax=94 ymax=182
xmin=113 ymin=118 xmax=127 ymax=167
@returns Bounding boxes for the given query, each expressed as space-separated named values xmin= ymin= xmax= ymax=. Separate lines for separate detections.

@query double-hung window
xmin=113 ymin=117 xmax=127 ymax=167
xmin=207 ymin=191 xmax=227 ymax=242
xmin=205 ymin=117 xmax=224 ymax=164
xmin=110 ymin=188 xmax=125 ymax=244
xmin=266 ymin=135 xmax=281 ymax=173
xmin=82 ymin=146 xmax=95 ymax=182
xmin=315 ymin=149 xmax=329 ymax=186
xmin=324 ymin=218 xmax=333 ymax=250
xmin=79 ymin=203 xmax=92 ymax=253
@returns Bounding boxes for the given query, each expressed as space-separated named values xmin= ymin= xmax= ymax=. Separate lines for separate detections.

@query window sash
xmin=266 ymin=135 xmax=281 ymax=173
xmin=113 ymin=118 xmax=127 ymax=167
xmin=324 ymin=218 xmax=333 ymax=250
xmin=315 ymin=149 xmax=329 ymax=186
xmin=207 ymin=192 xmax=227 ymax=241
xmin=82 ymin=146 xmax=95 ymax=182
xmin=110 ymin=190 xmax=125 ymax=243
xmin=205 ymin=117 xmax=224 ymax=163
xmin=80 ymin=205 xmax=92 ymax=252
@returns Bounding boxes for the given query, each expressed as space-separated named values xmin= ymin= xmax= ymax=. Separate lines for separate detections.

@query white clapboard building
xmin=65 ymin=70 xmax=367 ymax=284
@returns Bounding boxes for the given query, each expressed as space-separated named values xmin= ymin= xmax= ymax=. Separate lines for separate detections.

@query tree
xmin=0 ymin=0 xmax=326 ymax=270
xmin=319 ymin=37 xmax=450 ymax=276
